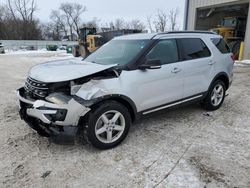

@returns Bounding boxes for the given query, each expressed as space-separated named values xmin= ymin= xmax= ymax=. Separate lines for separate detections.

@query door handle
xmin=171 ymin=67 xmax=181 ymax=73
xmin=209 ymin=60 xmax=215 ymax=65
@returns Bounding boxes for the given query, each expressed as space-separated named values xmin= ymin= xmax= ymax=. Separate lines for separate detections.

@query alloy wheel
xmin=95 ymin=110 xmax=126 ymax=144
xmin=211 ymin=84 xmax=224 ymax=106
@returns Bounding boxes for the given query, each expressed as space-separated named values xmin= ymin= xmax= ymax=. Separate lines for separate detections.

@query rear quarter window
xmin=178 ymin=38 xmax=211 ymax=61
xmin=211 ymin=38 xmax=230 ymax=54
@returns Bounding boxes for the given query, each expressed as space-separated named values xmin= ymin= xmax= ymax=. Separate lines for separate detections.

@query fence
xmin=0 ymin=40 xmax=78 ymax=51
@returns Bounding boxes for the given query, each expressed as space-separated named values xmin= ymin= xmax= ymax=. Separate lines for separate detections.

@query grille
xmin=25 ymin=77 xmax=49 ymax=98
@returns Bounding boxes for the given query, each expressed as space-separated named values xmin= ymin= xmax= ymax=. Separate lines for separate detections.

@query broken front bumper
xmin=17 ymin=87 xmax=90 ymax=136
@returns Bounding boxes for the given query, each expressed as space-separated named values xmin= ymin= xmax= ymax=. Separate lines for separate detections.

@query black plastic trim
xmin=73 ymin=94 xmax=138 ymax=121
xmin=209 ymin=72 xmax=230 ymax=91
xmin=139 ymin=93 xmax=206 ymax=115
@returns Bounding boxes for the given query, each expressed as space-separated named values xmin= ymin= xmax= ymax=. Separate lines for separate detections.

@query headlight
xmin=46 ymin=93 xmax=71 ymax=104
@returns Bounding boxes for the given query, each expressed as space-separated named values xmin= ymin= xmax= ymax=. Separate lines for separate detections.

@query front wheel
xmin=72 ymin=46 xmax=80 ymax=57
xmin=202 ymin=80 xmax=226 ymax=111
xmin=83 ymin=101 xmax=131 ymax=149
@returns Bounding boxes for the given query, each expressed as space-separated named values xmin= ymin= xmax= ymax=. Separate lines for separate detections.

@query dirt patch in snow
xmin=189 ymin=156 xmax=227 ymax=186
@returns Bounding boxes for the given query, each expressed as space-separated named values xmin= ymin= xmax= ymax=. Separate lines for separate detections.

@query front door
xmin=124 ymin=39 xmax=184 ymax=112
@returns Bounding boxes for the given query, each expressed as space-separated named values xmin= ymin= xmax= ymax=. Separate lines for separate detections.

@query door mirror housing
xmin=139 ymin=59 xmax=162 ymax=70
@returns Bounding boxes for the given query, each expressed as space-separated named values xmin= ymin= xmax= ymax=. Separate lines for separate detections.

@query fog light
xmin=46 ymin=93 xmax=71 ymax=104
xmin=45 ymin=109 xmax=67 ymax=122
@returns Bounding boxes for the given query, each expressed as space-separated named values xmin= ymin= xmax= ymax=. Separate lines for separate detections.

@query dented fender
xmin=75 ymin=78 xmax=120 ymax=100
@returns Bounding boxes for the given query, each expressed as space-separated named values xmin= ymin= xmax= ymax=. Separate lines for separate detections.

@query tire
xmin=228 ymin=41 xmax=241 ymax=60
xmin=72 ymin=46 xmax=80 ymax=57
xmin=79 ymin=45 xmax=88 ymax=58
xmin=83 ymin=101 xmax=131 ymax=149
xmin=202 ymin=80 xmax=226 ymax=111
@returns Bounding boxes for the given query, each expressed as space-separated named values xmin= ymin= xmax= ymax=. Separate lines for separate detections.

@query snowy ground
xmin=235 ymin=60 xmax=250 ymax=65
xmin=0 ymin=51 xmax=250 ymax=188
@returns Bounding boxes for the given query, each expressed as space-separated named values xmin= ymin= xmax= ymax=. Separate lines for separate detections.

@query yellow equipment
xmin=211 ymin=17 xmax=247 ymax=59
xmin=72 ymin=27 xmax=105 ymax=57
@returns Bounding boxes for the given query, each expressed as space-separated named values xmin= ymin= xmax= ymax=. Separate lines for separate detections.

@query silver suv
xmin=17 ymin=31 xmax=234 ymax=149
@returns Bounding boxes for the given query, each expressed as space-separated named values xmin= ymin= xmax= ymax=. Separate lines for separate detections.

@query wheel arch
xmin=210 ymin=72 xmax=230 ymax=90
xmin=83 ymin=94 xmax=138 ymax=122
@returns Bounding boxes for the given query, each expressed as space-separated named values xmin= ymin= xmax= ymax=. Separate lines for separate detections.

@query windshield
xmin=85 ymin=39 xmax=149 ymax=65
xmin=221 ymin=18 xmax=237 ymax=27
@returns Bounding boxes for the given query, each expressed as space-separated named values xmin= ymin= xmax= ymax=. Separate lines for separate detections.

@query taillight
xmin=231 ymin=54 xmax=235 ymax=63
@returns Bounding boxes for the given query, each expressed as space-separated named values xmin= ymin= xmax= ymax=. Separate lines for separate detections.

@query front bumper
xmin=17 ymin=87 xmax=90 ymax=136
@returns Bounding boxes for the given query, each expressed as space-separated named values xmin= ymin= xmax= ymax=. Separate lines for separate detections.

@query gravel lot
xmin=0 ymin=51 xmax=250 ymax=188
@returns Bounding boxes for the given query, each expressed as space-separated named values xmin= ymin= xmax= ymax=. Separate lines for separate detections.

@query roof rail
xmin=158 ymin=30 xmax=217 ymax=35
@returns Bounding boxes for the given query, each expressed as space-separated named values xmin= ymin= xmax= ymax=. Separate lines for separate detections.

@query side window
xmin=211 ymin=38 xmax=230 ymax=54
xmin=179 ymin=38 xmax=211 ymax=60
xmin=146 ymin=39 xmax=178 ymax=65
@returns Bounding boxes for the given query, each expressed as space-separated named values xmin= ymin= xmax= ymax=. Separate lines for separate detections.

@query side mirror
xmin=139 ymin=59 xmax=162 ymax=70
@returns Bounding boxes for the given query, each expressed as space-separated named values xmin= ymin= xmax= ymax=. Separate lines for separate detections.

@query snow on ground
xmin=240 ymin=60 xmax=250 ymax=65
xmin=0 ymin=49 xmax=73 ymax=59
xmin=235 ymin=60 xmax=250 ymax=66
xmin=0 ymin=52 xmax=250 ymax=187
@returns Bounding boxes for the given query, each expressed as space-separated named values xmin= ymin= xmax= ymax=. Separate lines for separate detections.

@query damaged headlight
xmin=45 ymin=93 xmax=71 ymax=105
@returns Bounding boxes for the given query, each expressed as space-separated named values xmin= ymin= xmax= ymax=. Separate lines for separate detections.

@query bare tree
xmin=114 ymin=18 xmax=125 ymax=30
xmin=59 ymin=3 xmax=86 ymax=40
xmin=154 ymin=9 xmax=168 ymax=32
xmin=50 ymin=10 xmax=67 ymax=37
xmin=84 ymin=17 xmax=101 ymax=31
xmin=109 ymin=22 xmax=115 ymax=30
xmin=129 ymin=19 xmax=145 ymax=30
xmin=5 ymin=0 xmax=41 ymax=39
xmin=0 ymin=5 xmax=7 ymax=39
xmin=168 ymin=8 xmax=179 ymax=31
xmin=7 ymin=0 xmax=36 ymax=22
xmin=59 ymin=3 xmax=74 ymax=40
xmin=70 ymin=3 xmax=86 ymax=37
xmin=0 ymin=5 xmax=5 ymax=21
xmin=147 ymin=15 xmax=154 ymax=33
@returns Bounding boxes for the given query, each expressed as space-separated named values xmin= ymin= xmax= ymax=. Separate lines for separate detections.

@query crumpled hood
xmin=28 ymin=58 xmax=117 ymax=83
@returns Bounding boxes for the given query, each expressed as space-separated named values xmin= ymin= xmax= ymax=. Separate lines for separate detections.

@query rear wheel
xmin=202 ymin=80 xmax=226 ymax=111
xmin=83 ymin=101 xmax=131 ymax=149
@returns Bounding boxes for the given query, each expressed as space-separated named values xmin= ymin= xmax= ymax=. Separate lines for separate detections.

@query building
xmin=184 ymin=0 xmax=250 ymax=59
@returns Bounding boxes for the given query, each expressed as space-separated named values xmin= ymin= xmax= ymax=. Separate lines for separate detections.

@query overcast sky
xmin=35 ymin=0 xmax=185 ymax=29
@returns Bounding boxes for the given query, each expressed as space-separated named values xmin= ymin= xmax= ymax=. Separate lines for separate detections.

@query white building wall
xmin=244 ymin=5 xmax=250 ymax=59
xmin=186 ymin=0 xmax=250 ymax=59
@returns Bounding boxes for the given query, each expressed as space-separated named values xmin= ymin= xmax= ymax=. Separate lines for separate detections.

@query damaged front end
xmin=17 ymin=87 xmax=90 ymax=136
xmin=17 ymin=65 xmax=121 ymax=137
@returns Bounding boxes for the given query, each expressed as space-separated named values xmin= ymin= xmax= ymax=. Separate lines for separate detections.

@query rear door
xmin=177 ymin=38 xmax=214 ymax=98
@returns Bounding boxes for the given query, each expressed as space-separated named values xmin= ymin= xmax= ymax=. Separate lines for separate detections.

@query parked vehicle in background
xmin=20 ymin=45 xmax=37 ymax=51
xmin=17 ymin=31 xmax=234 ymax=149
xmin=46 ymin=45 xmax=58 ymax=51
xmin=59 ymin=45 xmax=67 ymax=50
xmin=72 ymin=27 xmax=105 ymax=57
xmin=0 ymin=43 xmax=5 ymax=54
xmin=66 ymin=45 xmax=73 ymax=54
